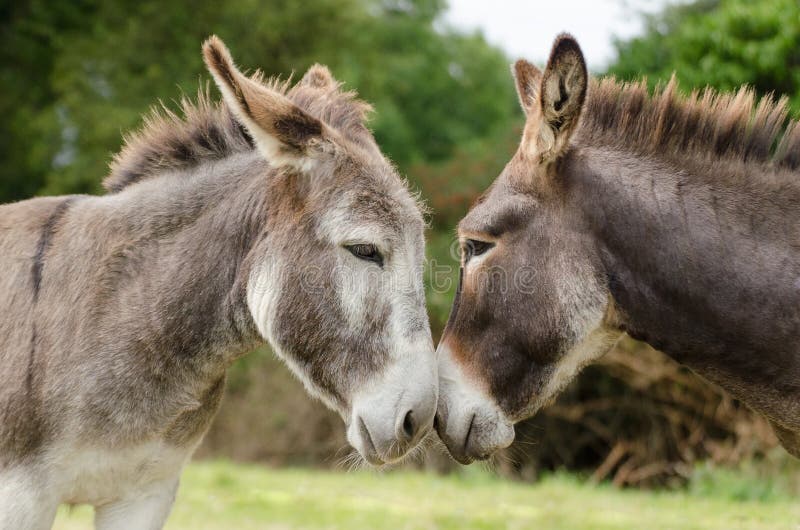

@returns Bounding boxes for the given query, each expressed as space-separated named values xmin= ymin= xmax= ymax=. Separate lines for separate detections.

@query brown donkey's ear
xmin=202 ymin=35 xmax=325 ymax=168
xmin=523 ymin=33 xmax=587 ymax=163
xmin=513 ymin=59 xmax=543 ymax=115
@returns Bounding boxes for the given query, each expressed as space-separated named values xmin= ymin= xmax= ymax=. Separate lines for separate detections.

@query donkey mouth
xmin=354 ymin=415 xmax=427 ymax=466
xmin=434 ymin=413 xmax=474 ymax=465
xmin=357 ymin=416 xmax=383 ymax=465
xmin=434 ymin=409 xmax=509 ymax=465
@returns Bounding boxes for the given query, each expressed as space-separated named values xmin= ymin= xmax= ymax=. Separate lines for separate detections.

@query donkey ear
xmin=300 ymin=63 xmax=337 ymax=89
xmin=513 ymin=60 xmax=543 ymax=115
xmin=202 ymin=36 xmax=325 ymax=168
xmin=527 ymin=34 xmax=587 ymax=162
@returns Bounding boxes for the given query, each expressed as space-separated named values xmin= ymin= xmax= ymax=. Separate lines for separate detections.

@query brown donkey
xmin=435 ymin=34 xmax=800 ymax=464
xmin=0 ymin=37 xmax=437 ymax=529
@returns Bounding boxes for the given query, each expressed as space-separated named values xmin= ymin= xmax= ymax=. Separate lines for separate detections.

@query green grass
xmin=54 ymin=460 xmax=799 ymax=530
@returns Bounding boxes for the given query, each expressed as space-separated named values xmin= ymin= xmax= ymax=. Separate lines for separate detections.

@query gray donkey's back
xmin=0 ymin=190 xmax=234 ymax=527
xmin=0 ymin=196 xmax=77 ymax=461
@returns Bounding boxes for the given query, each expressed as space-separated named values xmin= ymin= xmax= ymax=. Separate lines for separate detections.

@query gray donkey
xmin=0 ymin=37 xmax=437 ymax=529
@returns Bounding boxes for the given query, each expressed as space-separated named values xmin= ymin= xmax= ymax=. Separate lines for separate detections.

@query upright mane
xmin=105 ymin=67 xmax=373 ymax=193
xmin=577 ymin=76 xmax=800 ymax=171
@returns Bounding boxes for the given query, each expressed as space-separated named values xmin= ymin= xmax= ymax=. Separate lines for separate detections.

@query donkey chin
xmin=433 ymin=352 xmax=515 ymax=465
xmin=345 ymin=358 xmax=438 ymax=466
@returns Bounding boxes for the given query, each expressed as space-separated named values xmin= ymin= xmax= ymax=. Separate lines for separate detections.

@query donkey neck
xmin=0 ymin=152 xmax=289 ymax=451
xmin=567 ymin=146 xmax=800 ymax=396
xmin=97 ymin=152 xmax=270 ymax=371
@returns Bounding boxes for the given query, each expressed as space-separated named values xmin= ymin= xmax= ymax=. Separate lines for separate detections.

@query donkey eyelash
xmin=463 ymin=239 xmax=495 ymax=263
xmin=345 ymin=243 xmax=384 ymax=267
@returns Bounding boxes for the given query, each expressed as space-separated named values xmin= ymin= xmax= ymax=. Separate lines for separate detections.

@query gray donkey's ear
xmin=300 ymin=63 xmax=337 ymax=89
xmin=203 ymin=35 xmax=326 ymax=169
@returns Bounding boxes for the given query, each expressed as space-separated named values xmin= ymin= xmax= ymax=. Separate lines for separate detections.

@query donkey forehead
xmin=317 ymin=184 xmax=425 ymax=245
xmin=458 ymin=182 xmax=537 ymax=238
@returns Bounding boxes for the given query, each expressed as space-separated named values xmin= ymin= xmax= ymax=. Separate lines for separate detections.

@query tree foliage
xmin=608 ymin=0 xmax=800 ymax=111
xmin=0 ymin=0 xmax=516 ymax=202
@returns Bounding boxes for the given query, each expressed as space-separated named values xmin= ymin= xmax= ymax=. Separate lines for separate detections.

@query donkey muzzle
xmin=346 ymin=353 xmax=438 ymax=465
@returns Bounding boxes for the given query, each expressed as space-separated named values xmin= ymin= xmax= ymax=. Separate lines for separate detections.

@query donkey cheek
xmin=491 ymin=364 xmax=545 ymax=418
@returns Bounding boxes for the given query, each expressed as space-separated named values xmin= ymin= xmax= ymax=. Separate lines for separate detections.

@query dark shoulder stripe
xmin=31 ymin=197 xmax=79 ymax=300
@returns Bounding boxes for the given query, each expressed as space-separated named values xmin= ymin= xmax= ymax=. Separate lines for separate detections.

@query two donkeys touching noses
xmin=4 ymin=29 xmax=800 ymax=530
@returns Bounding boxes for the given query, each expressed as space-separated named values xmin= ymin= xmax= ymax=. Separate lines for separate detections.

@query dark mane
xmin=577 ymin=76 xmax=800 ymax=171
xmin=105 ymin=71 xmax=373 ymax=193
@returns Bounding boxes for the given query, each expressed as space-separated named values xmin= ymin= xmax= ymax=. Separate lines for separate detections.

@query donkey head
xmin=203 ymin=37 xmax=436 ymax=465
xmin=435 ymin=35 xmax=620 ymax=463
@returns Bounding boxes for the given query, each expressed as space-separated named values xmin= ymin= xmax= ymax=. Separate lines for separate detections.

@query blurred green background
xmin=4 ymin=0 xmax=800 ymax=526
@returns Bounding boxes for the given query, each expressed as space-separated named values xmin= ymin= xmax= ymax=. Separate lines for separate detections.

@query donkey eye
xmin=464 ymin=239 xmax=495 ymax=262
xmin=345 ymin=243 xmax=384 ymax=266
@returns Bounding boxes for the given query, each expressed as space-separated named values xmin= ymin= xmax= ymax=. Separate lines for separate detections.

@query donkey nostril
xmin=401 ymin=410 xmax=415 ymax=440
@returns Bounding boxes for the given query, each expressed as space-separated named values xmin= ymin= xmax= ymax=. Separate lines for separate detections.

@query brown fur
xmin=436 ymin=33 xmax=800 ymax=463
xmin=578 ymin=76 xmax=800 ymax=171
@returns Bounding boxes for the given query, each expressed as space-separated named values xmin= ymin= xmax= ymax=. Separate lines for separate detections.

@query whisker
xmin=337 ymin=449 xmax=367 ymax=473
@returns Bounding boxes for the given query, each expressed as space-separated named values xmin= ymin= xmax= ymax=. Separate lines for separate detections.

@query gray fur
xmin=0 ymin=38 xmax=432 ymax=529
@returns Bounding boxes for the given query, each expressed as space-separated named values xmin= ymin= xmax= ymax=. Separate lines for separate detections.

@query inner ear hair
xmin=202 ymin=35 xmax=324 ymax=164
xmin=536 ymin=33 xmax=588 ymax=161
